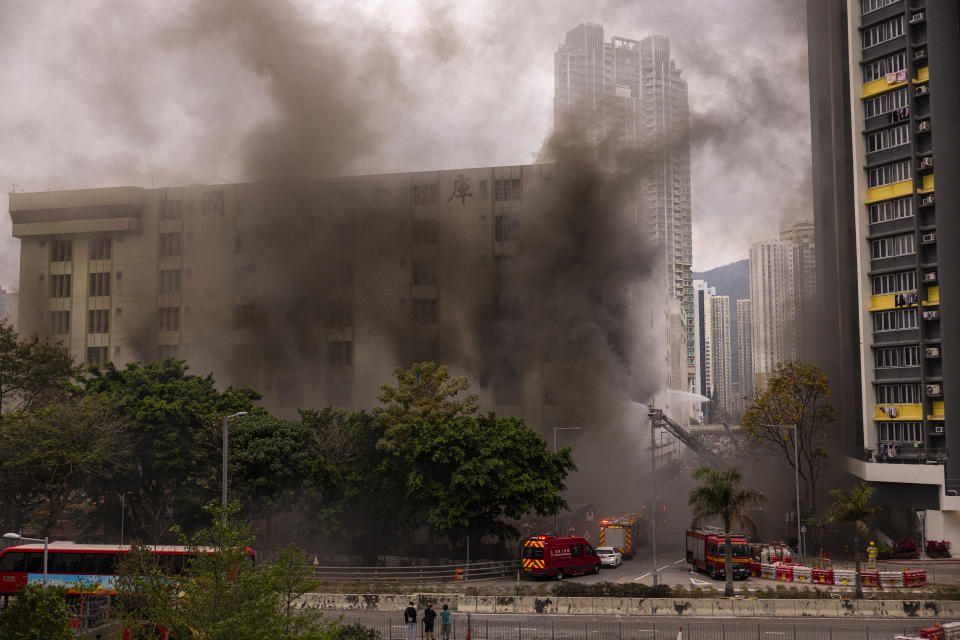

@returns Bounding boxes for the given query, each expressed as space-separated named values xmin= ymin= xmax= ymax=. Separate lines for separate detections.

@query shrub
xmin=0 ymin=584 xmax=72 ymax=640
xmin=892 ymin=537 xmax=920 ymax=559
xmin=876 ymin=543 xmax=894 ymax=560
xmin=927 ymin=540 xmax=952 ymax=559
xmin=330 ymin=624 xmax=382 ymax=640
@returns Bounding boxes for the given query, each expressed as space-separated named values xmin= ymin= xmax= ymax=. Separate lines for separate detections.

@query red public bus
xmin=0 ymin=541 xmax=255 ymax=595
xmin=520 ymin=535 xmax=601 ymax=579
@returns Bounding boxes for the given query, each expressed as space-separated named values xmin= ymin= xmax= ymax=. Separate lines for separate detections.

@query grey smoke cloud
xmin=0 ymin=0 xmax=809 ymax=290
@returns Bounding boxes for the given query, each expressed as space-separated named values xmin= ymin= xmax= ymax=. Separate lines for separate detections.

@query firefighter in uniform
xmin=867 ymin=541 xmax=878 ymax=570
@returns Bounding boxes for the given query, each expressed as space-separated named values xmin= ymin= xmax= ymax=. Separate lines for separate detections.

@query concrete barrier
xmin=881 ymin=571 xmax=906 ymax=588
xmin=793 ymin=566 xmax=812 ymax=584
xmin=302 ymin=592 xmax=960 ymax=619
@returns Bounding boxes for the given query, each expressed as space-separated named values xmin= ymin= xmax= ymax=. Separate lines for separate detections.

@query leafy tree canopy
xmin=0 ymin=320 xmax=77 ymax=417
xmin=0 ymin=583 xmax=72 ymax=640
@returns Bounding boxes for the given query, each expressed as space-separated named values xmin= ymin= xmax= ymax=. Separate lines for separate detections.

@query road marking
xmin=636 ymin=572 xmax=651 ymax=580
xmin=673 ymin=558 xmax=685 ymax=564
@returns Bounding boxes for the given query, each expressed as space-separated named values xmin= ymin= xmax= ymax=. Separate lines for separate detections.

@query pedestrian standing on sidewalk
xmin=440 ymin=603 xmax=451 ymax=640
xmin=423 ymin=601 xmax=437 ymax=640
xmin=404 ymin=600 xmax=418 ymax=640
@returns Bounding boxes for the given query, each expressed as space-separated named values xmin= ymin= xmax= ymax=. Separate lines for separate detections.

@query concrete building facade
xmin=780 ymin=221 xmax=817 ymax=359
xmin=737 ymin=298 xmax=754 ymax=407
xmin=555 ymin=24 xmax=694 ymax=389
xmin=807 ymin=0 xmax=960 ymax=542
xmin=710 ymin=294 xmax=733 ymax=418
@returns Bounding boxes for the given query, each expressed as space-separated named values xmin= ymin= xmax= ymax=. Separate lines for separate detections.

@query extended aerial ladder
xmin=647 ymin=406 xmax=725 ymax=466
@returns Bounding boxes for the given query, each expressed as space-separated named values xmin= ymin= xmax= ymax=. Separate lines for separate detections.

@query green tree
xmin=0 ymin=394 xmax=129 ymax=536
xmin=113 ymin=504 xmax=335 ymax=640
xmin=0 ymin=320 xmax=77 ymax=417
xmin=0 ymin=583 xmax=72 ymax=640
xmin=742 ymin=361 xmax=833 ymax=515
xmin=376 ymin=362 xmax=575 ymax=543
xmin=827 ymin=482 xmax=880 ymax=599
xmin=688 ymin=465 xmax=764 ymax=597
xmin=79 ymin=359 xmax=260 ymax=541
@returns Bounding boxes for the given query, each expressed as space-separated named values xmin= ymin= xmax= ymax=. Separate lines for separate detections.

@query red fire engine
xmin=686 ymin=528 xmax=751 ymax=580
xmin=521 ymin=535 xmax=601 ymax=580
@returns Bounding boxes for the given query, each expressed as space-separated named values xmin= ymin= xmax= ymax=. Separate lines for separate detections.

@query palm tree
xmin=826 ymin=482 xmax=879 ymax=599
xmin=688 ymin=466 xmax=764 ymax=596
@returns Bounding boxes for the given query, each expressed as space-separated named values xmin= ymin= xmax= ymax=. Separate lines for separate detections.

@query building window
xmin=862 ymin=15 xmax=904 ymax=49
xmin=872 ymin=270 xmax=916 ymax=295
xmin=87 ymin=309 xmax=110 ymax=334
xmin=494 ymin=178 xmax=522 ymax=202
xmin=88 ymin=272 xmax=111 ymax=297
xmin=234 ymin=304 xmax=259 ymax=330
xmin=412 ymin=183 xmax=439 ymax=205
xmin=89 ymin=237 xmax=112 ymax=261
xmin=158 ymin=270 xmax=181 ymax=294
xmin=159 ymin=233 xmax=182 ymax=258
xmin=158 ymin=307 xmax=180 ymax=331
xmin=495 ymin=215 xmax=520 ymax=242
xmin=160 ymin=191 xmax=183 ymax=219
xmin=201 ymin=189 xmax=225 ymax=215
xmin=328 ymin=340 xmax=352 ymax=368
xmin=157 ymin=344 xmax=180 ymax=361
xmin=412 ymin=220 xmax=439 ymax=244
xmin=863 ymin=87 xmax=909 ymax=118
xmin=876 ymin=383 xmax=921 ymax=404
xmin=861 ymin=0 xmax=899 ymax=15
xmin=86 ymin=346 xmax=108 ymax=367
xmin=327 ymin=300 xmax=352 ymax=327
xmin=412 ymin=298 xmax=438 ymax=324
xmin=869 ymin=197 xmax=913 ymax=224
xmin=412 ymin=259 xmax=438 ymax=285
xmin=873 ymin=308 xmax=918 ymax=332
xmin=871 ymin=233 xmax=914 ymax=259
xmin=874 ymin=345 xmax=920 ymax=368
xmin=878 ymin=421 xmax=922 ymax=443
xmin=862 ymin=52 xmax=906 ymax=83
xmin=50 ymin=240 xmax=72 ymax=262
xmin=867 ymin=124 xmax=910 ymax=152
xmin=50 ymin=310 xmax=70 ymax=335
xmin=50 ymin=274 xmax=72 ymax=298
xmin=868 ymin=160 xmax=910 ymax=188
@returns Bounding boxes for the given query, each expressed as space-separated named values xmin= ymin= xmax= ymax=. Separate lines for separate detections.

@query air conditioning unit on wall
xmin=923 ymin=310 xmax=940 ymax=320
xmin=926 ymin=346 xmax=941 ymax=358
xmin=924 ymin=271 xmax=937 ymax=282
xmin=926 ymin=383 xmax=942 ymax=396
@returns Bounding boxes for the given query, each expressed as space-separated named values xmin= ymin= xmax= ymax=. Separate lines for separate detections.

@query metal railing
xmin=329 ymin=612 xmax=935 ymax=640
xmin=313 ymin=560 xmax=520 ymax=582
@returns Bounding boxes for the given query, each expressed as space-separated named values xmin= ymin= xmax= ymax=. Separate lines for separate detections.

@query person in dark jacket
xmin=423 ymin=602 xmax=437 ymax=640
xmin=404 ymin=601 xmax=418 ymax=640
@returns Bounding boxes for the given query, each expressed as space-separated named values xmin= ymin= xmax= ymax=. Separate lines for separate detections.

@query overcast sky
xmin=0 ymin=0 xmax=811 ymax=292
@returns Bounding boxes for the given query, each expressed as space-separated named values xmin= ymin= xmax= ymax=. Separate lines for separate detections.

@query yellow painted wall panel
xmin=875 ymin=404 xmax=923 ymax=420
xmin=928 ymin=286 xmax=940 ymax=304
xmin=919 ymin=173 xmax=935 ymax=193
xmin=915 ymin=66 xmax=929 ymax=83
xmin=866 ymin=180 xmax=914 ymax=204
xmin=862 ymin=77 xmax=908 ymax=99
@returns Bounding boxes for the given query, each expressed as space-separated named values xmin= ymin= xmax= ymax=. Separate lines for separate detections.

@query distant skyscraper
xmin=749 ymin=239 xmax=797 ymax=387
xmin=780 ymin=221 xmax=817 ymax=358
xmin=555 ymin=23 xmax=694 ymax=389
xmin=710 ymin=295 xmax=733 ymax=417
xmin=693 ymin=279 xmax=716 ymax=401
xmin=737 ymin=298 xmax=754 ymax=404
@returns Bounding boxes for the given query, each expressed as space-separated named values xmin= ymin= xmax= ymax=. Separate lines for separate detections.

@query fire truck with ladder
xmin=686 ymin=527 xmax=751 ymax=580
xmin=599 ymin=515 xmax=646 ymax=559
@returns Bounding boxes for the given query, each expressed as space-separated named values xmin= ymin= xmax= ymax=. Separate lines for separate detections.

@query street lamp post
xmin=120 ymin=492 xmax=127 ymax=547
xmin=552 ymin=426 xmax=582 ymax=536
xmin=766 ymin=424 xmax=802 ymax=564
xmin=648 ymin=406 xmax=661 ymax=587
xmin=3 ymin=533 xmax=48 ymax=586
xmin=222 ymin=411 xmax=249 ymax=518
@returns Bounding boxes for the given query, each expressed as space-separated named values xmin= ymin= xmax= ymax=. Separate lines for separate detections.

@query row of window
xmin=159 ymin=232 xmax=182 ymax=258
xmin=158 ymin=307 xmax=180 ymax=332
xmin=869 ymin=197 xmax=912 ymax=224
xmin=494 ymin=178 xmax=522 ymax=202
xmin=866 ymin=123 xmax=909 ymax=153
xmin=412 ymin=183 xmax=440 ymax=205
xmin=864 ymin=87 xmax=909 ymax=118
xmin=862 ymin=15 xmax=903 ymax=49
xmin=872 ymin=269 xmax=916 ymax=295
xmin=868 ymin=160 xmax=910 ymax=188
xmin=861 ymin=0 xmax=899 ymax=15
xmin=863 ymin=52 xmax=906 ymax=83
xmin=89 ymin=272 xmax=111 ymax=297
xmin=88 ymin=309 xmax=110 ymax=334
xmin=871 ymin=233 xmax=914 ymax=259
xmin=874 ymin=345 xmax=920 ymax=369
xmin=877 ymin=383 xmax=921 ymax=404
xmin=49 ymin=238 xmax=113 ymax=262
xmin=873 ymin=307 xmax=918 ymax=332
xmin=495 ymin=215 xmax=520 ymax=242
xmin=877 ymin=421 xmax=923 ymax=443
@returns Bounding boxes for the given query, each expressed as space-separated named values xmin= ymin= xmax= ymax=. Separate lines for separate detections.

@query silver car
xmin=595 ymin=546 xmax=622 ymax=568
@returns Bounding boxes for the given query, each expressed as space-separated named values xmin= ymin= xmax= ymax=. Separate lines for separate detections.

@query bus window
xmin=24 ymin=552 xmax=43 ymax=573
xmin=83 ymin=553 xmax=115 ymax=575
xmin=50 ymin=553 xmax=84 ymax=574
xmin=0 ymin=552 xmax=24 ymax=572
